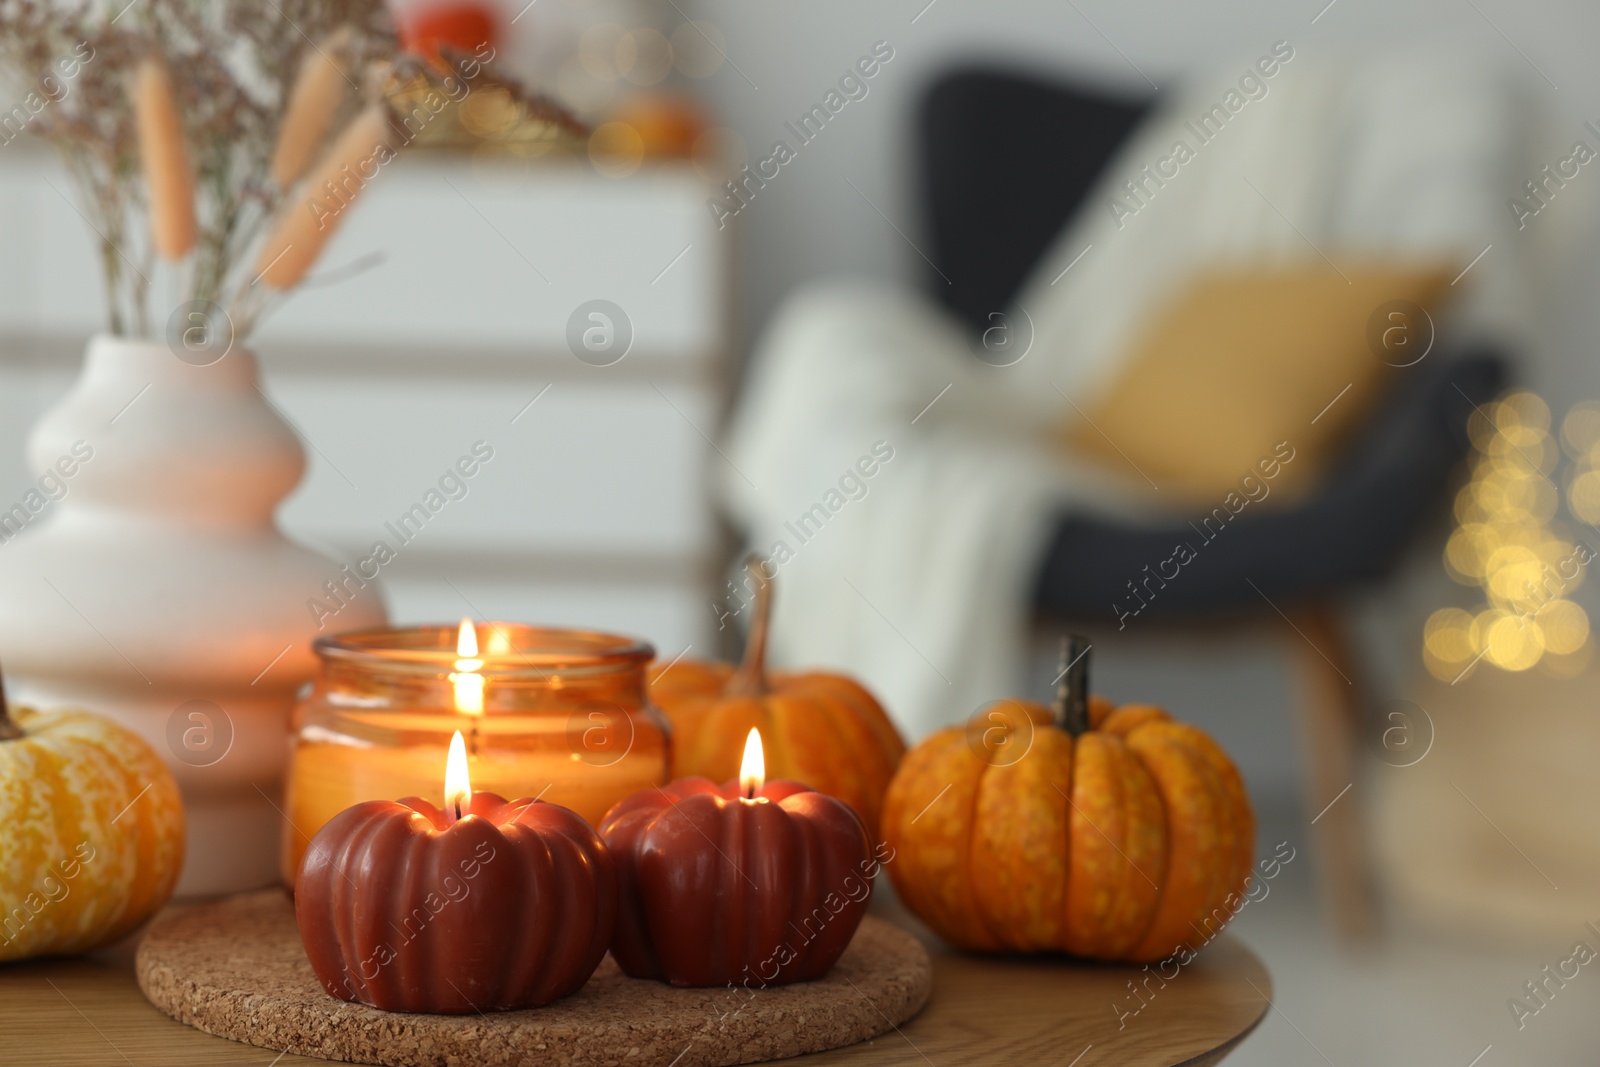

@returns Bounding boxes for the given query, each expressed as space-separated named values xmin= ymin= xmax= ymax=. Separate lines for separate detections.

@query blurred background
xmin=5 ymin=0 xmax=1600 ymax=1062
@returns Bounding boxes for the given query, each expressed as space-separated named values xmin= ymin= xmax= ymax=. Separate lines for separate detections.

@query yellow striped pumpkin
xmin=0 ymin=705 xmax=184 ymax=961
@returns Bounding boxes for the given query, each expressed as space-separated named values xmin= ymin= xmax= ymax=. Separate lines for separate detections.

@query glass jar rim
xmin=313 ymin=623 xmax=655 ymax=676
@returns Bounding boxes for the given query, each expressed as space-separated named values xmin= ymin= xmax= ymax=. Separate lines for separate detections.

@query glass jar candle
xmin=281 ymin=622 xmax=669 ymax=888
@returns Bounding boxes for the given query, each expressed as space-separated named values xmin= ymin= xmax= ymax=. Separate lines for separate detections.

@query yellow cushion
xmin=1060 ymin=263 xmax=1457 ymax=504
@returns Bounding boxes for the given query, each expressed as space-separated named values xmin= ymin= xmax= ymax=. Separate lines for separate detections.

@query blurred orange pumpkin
xmin=0 ymin=699 xmax=184 ymax=961
xmin=603 ymin=93 xmax=709 ymax=159
xmin=400 ymin=2 xmax=498 ymax=68
xmin=881 ymin=638 xmax=1254 ymax=962
xmin=648 ymin=557 xmax=905 ymax=838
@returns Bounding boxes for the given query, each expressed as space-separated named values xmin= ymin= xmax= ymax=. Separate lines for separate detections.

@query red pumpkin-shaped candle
xmin=601 ymin=730 xmax=877 ymax=988
xmin=296 ymin=732 xmax=616 ymax=1013
xmin=649 ymin=556 xmax=906 ymax=840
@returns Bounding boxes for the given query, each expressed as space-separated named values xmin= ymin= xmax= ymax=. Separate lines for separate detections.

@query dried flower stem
xmin=253 ymin=103 xmax=391 ymax=291
xmin=271 ymin=25 xmax=353 ymax=188
xmin=132 ymin=56 xmax=195 ymax=262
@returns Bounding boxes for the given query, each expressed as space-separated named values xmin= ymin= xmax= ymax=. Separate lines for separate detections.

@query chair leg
xmin=1290 ymin=605 xmax=1378 ymax=941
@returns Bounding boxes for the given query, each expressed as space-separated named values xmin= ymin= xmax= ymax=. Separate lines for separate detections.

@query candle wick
xmin=453 ymin=799 xmax=462 ymax=821
xmin=745 ymin=784 xmax=754 ymax=801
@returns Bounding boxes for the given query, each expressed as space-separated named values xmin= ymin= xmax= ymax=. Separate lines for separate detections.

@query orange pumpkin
xmin=881 ymin=638 xmax=1253 ymax=962
xmin=648 ymin=557 xmax=905 ymax=838
xmin=0 ymin=695 xmax=185 ymax=962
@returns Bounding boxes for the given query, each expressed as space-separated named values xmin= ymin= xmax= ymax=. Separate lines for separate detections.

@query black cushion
xmin=917 ymin=67 xmax=1152 ymax=334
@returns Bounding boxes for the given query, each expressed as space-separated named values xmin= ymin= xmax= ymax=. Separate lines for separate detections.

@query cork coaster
xmin=136 ymin=890 xmax=932 ymax=1067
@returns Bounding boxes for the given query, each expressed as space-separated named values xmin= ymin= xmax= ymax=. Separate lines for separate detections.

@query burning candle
xmin=450 ymin=618 xmax=485 ymax=719
xmin=444 ymin=728 xmax=470 ymax=818
xmin=600 ymin=728 xmax=880 ymax=988
xmin=740 ymin=726 xmax=763 ymax=798
xmin=295 ymin=729 xmax=617 ymax=1014
xmin=281 ymin=622 xmax=669 ymax=889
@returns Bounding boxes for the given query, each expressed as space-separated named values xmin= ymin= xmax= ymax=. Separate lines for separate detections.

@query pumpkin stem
xmin=1053 ymin=635 xmax=1091 ymax=736
xmin=725 ymin=554 xmax=773 ymax=698
xmin=0 ymin=673 xmax=19 ymax=741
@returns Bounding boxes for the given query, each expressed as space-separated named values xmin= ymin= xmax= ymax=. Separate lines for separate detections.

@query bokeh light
xmin=619 ymin=28 xmax=674 ymax=86
xmin=1425 ymin=391 xmax=1593 ymax=681
xmin=1561 ymin=400 xmax=1600 ymax=458
xmin=588 ymin=120 xmax=645 ymax=177
xmin=671 ymin=21 xmax=727 ymax=79
xmin=579 ymin=23 xmax=627 ymax=81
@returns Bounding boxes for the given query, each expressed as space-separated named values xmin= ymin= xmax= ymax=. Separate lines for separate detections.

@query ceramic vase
xmin=0 ymin=335 xmax=387 ymax=895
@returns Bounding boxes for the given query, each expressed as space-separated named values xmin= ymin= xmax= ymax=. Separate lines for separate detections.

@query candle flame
xmin=456 ymin=617 xmax=479 ymax=659
xmin=739 ymin=727 xmax=765 ymax=799
xmin=451 ymin=617 xmax=484 ymax=715
xmin=445 ymin=729 xmax=471 ymax=819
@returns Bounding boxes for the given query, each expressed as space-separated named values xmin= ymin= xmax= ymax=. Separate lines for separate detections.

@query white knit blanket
xmin=720 ymin=49 xmax=1535 ymax=739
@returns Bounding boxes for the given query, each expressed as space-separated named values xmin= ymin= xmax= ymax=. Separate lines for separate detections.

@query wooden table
xmin=1 ymin=896 xmax=1269 ymax=1067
